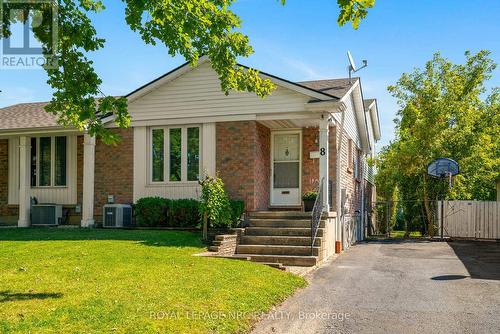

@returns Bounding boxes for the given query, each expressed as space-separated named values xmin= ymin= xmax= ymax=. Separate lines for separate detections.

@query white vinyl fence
xmin=438 ymin=200 xmax=500 ymax=239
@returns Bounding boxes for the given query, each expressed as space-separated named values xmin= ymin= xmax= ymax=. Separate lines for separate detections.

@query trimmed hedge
xmin=134 ymin=197 xmax=245 ymax=228
xmin=167 ymin=199 xmax=200 ymax=227
xmin=135 ymin=197 xmax=168 ymax=227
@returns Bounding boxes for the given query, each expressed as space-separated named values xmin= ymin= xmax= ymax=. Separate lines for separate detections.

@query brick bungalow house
xmin=0 ymin=57 xmax=380 ymax=264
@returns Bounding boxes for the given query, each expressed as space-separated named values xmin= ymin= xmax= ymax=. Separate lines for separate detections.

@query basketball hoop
xmin=427 ymin=158 xmax=459 ymax=179
xmin=427 ymin=158 xmax=460 ymax=240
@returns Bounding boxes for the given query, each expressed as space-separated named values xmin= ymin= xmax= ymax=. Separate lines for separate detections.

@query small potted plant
xmin=302 ymin=191 xmax=318 ymax=212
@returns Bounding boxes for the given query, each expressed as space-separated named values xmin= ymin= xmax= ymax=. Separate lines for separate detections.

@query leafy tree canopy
xmin=376 ymin=50 xmax=499 ymax=234
xmin=0 ymin=0 xmax=374 ymax=143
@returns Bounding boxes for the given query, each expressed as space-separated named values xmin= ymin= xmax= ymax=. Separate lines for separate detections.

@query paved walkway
xmin=252 ymin=240 xmax=500 ymax=334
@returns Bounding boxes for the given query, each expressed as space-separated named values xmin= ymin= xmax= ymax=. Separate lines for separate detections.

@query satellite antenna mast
xmin=347 ymin=51 xmax=368 ymax=84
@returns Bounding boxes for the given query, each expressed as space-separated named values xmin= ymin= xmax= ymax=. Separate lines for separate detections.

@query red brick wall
xmin=0 ymin=139 xmax=18 ymax=221
xmin=302 ymin=127 xmax=319 ymax=194
xmin=217 ymin=123 xmax=346 ymax=212
xmin=254 ymin=122 xmax=270 ymax=210
xmin=0 ymin=139 xmax=9 ymax=216
xmin=216 ymin=121 xmax=258 ymax=211
xmin=0 ymin=139 xmax=11 ymax=217
xmin=94 ymin=128 xmax=134 ymax=219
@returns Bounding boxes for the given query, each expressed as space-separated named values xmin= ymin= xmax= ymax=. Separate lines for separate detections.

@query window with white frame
xmin=150 ymin=126 xmax=200 ymax=183
xmin=30 ymin=136 xmax=67 ymax=187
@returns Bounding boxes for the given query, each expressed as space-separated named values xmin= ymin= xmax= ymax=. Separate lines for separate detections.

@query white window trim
xmin=31 ymin=136 xmax=69 ymax=189
xmin=149 ymin=125 xmax=201 ymax=185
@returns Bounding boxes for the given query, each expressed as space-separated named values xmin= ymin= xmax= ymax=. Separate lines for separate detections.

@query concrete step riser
xmin=249 ymin=219 xmax=325 ymax=228
xmin=249 ymin=255 xmax=317 ymax=267
xmin=250 ymin=212 xmax=312 ymax=219
xmin=237 ymin=245 xmax=320 ymax=256
xmin=240 ymin=236 xmax=321 ymax=247
xmin=245 ymin=227 xmax=324 ymax=237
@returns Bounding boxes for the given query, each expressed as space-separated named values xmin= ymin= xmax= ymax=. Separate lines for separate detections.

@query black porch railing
xmin=310 ymin=178 xmax=324 ymax=255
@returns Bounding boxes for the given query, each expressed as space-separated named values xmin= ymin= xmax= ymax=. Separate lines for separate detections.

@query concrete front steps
xmin=236 ymin=211 xmax=323 ymax=267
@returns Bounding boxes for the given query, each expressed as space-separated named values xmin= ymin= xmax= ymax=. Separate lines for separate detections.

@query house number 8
xmin=320 ymin=148 xmax=326 ymax=156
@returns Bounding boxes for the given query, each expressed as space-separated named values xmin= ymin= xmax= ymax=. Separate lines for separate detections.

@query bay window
xmin=150 ymin=126 xmax=200 ymax=183
xmin=30 ymin=136 xmax=68 ymax=187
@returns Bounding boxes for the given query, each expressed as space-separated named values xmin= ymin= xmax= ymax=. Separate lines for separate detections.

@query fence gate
xmin=439 ymin=201 xmax=500 ymax=239
xmin=342 ymin=213 xmax=362 ymax=250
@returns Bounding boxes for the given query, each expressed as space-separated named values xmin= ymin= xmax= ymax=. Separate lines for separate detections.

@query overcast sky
xmin=1 ymin=0 xmax=499 ymax=150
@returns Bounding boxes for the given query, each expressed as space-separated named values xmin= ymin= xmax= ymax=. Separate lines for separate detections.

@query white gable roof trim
xmin=368 ymin=100 xmax=381 ymax=141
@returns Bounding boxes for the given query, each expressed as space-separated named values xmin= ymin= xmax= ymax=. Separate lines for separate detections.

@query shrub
xmin=167 ymin=199 xmax=201 ymax=227
xmin=199 ymin=175 xmax=232 ymax=228
xmin=302 ymin=191 xmax=318 ymax=201
xmin=135 ymin=197 xmax=168 ymax=227
xmin=229 ymin=199 xmax=245 ymax=225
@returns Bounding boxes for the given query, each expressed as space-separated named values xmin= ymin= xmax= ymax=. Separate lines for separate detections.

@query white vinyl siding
xmin=332 ymin=93 xmax=361 ymax=149
xmin=128 ymin=62 xmax=310 ymax=122
xmin=8 ymin=135 xmax=78 ymax=205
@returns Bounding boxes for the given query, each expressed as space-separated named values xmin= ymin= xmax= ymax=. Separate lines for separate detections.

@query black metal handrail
xmin=310 ymin=177 xmax=324 ymax=255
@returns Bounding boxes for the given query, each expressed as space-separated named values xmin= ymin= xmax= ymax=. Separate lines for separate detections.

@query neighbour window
xmin=39 ymin=137 xmax=51 ymax=186
xmin=55 ymin=136 xmax=67 ymax=186
xmin=30 ymin=138 xmax=37 ymax=186
xmin=150 ymin=126 xmax=200 ymax=183
xmin=30 ymin=136 xmax=68 ymax=187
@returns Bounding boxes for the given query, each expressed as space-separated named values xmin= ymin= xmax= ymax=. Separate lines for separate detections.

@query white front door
xmin=271 ymin=131 xmax=301 ymax=206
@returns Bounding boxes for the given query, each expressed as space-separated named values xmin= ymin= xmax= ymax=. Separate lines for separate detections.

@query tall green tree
xmin=376 ymin=50 xmax=499 ymax=235
xmin=0 ymin=0 xmax=374 ymax=143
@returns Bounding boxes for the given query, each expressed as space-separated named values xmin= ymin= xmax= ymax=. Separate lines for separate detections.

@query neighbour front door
xmin=271 ymin=131 xmax=301 ymax=206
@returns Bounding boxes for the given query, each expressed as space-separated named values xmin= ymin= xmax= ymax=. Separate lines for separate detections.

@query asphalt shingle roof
xmin=0 ymin=102 xmax=57 ymax=130
xmin=298 ymin=78 xmax=358 ymax=99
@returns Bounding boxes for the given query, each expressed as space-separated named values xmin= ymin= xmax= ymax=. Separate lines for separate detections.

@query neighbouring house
xmin=0 ymin=57 xmax=380 ymax=264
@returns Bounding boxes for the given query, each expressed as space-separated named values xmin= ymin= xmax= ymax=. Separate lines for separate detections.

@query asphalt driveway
xmin=252 ymin=240 xmax=500 ymax=334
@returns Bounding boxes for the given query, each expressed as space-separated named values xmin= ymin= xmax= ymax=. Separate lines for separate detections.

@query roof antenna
xmin=347 ymin=51 xmax=368 ymax=84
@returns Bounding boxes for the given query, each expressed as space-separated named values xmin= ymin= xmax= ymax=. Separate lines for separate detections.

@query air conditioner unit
xmin=31 ymin=204 xmax=63 ymax=226
xmin=103 ymin=204 xmax=133 ymax=228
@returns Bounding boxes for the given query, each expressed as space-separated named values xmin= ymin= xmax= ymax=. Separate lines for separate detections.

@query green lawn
xmin=0 ymin=228 xmax=306 ymax=334
xmin=390 ymin=230 xmax=423 ymax=238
